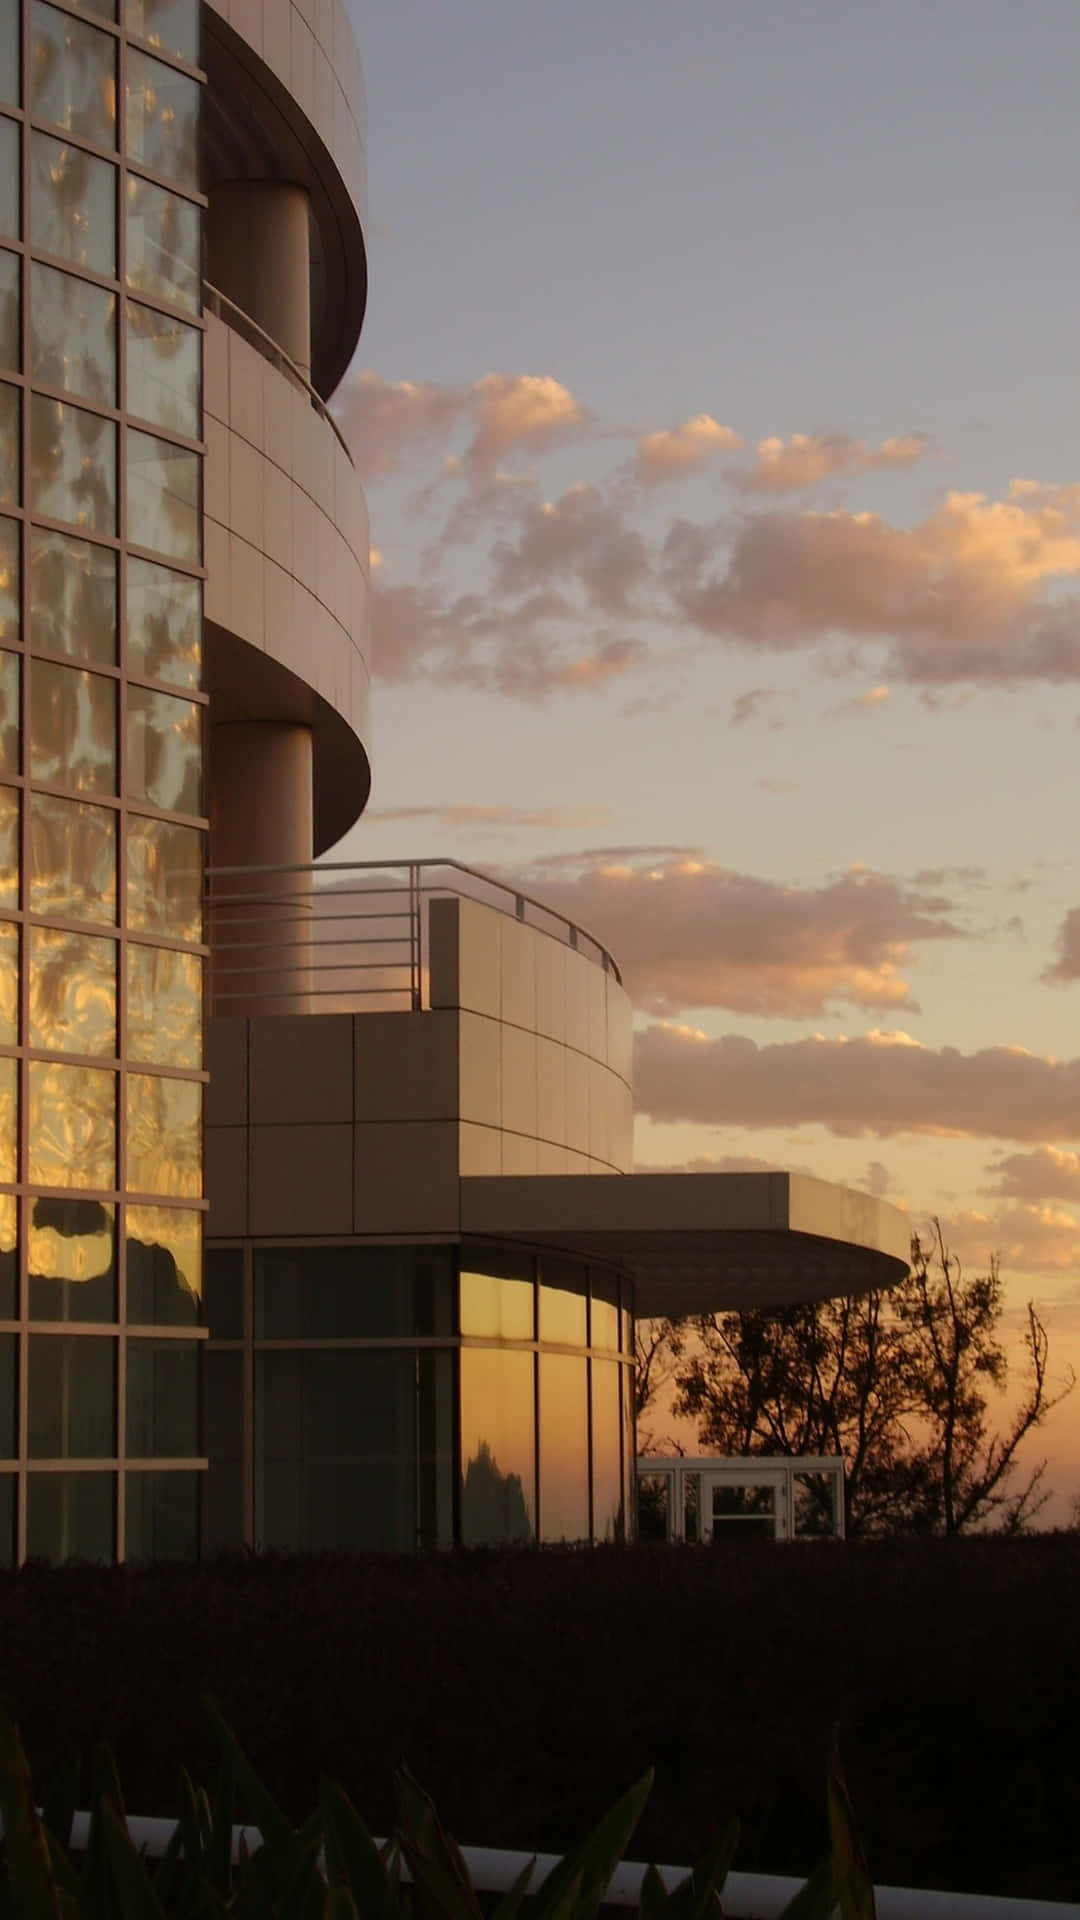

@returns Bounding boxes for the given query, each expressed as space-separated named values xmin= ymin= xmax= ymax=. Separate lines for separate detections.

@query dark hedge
xmin=1 ymin=1536 xmax=1078 ymax=1901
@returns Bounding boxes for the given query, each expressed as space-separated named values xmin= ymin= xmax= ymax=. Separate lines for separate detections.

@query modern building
xmin=0 ymin=0 xmax=910 ymax=1564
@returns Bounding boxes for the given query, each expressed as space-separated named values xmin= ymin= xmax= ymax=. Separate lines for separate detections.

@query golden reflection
xmin=29 ymin=1195 xmax=114 ymax=1322
xmin=0 ymin=516 xmax=18 ymax=647
xmin=30 ymin=528 xmax=116 ymax=665
xmin=125 ymin=176 xmax=200 ymax=315
xmin=538 ymin=1259 xmax=587 ymax=1345
xmin=30 ymin=658 xmax=117 ymax=794
xmin=538 ymin=1351 xmax=589 ymax=1543
xmin=30 ymin=260 xmax=116 ymax=408
xmin=29 ymin=1060 xmax=115 ymax=1189
xmin=30 ymin=792 xmax=116 ymax=923
xmin=0 ymin=122 xmax=17 ymax=239
xmin=0 ymin=1055 xmax=16 ymax=1182
xmin=31 ymin=133 xmax=116 ymax=276
xmin=0 ymin=248 xmax=17 ymax=373
xmin=30 ymin=395 xmax=116 ymax=534
xmin=127 ymin=430 xmax=199 ymax=563
xmin=459 ymin=1346 xmax=535 ymax=1544
xmin=0 ymin=383 xmax=17 ymax=505
xmin=126 ymin=1071 xmax=199 ymax=1196
xmin=590 ymin=1271 xmax=620 ymax=1352
xmin=126 ymin=558 xmax=199 ymax=689
xmin=126 ymin=1203 xmax=201 ymax=1318
xmin=127 ymin=943 xmax=200 ymax=1066
xmin=127 ymin=0 xmax=198 ymax=63
xmin=29 ymin=925 xmax=115 ymax=1055
xmin=0 ymin=1191 xmax=16 ymax=1318
xmin=0 ymin=920 xmax=18 ymax=1043
xmin=0 ymin=649 xmax=19 ymax=774
xmin=126 ymin=685 xmax=200 ymax=813
xmin=125 ymin=51 xmax=198 ymax=189
xmin=591 ymin=1358 xmax=622 ymax=1542
xmin=126 ymin=815 xmax=201 ymax=940
xmin=0 ymin=786 xmax=18 ymax=908
xmin=30 ymin=2 xmax=116 ymax=149
xmin=460 ymin=1260 xmax=534 ymax=1339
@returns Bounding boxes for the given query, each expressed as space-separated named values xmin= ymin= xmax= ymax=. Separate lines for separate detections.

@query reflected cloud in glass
xmin=29 ymin=924 xmax=116 ymax=1055
xmin=29 ymin=1195 xmax=115 ymax=1321
xmin=28 ymin=1059 xmax=115 ymax=1188
xmin=30 ymin=792 xmax=116 ymax=924
xmin=126 ymin=1071 xmax=199 ymax=1195
xmin=30 ymin=528 xmax=116 ymax=664
xmin=31 ymin=133 xmax=115 ymax=276
xmin=126 ymin=557 xmax=199 ymax=688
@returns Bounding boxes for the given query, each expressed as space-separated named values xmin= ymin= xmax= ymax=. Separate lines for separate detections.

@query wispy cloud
xmin=366 ymin=802 xmax=616 ymax=833
xmin=335 ymin=369 xmax=588 ymax=482
xmin=635 ymin=414 xmax=742 ymax=484
xmin=985 ymin=1146 xmax=1080 ymax=1201
xmin=731 ymin=431 xmax=930 ymax=495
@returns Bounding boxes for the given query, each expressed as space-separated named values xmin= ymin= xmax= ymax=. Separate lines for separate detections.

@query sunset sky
xmin=335 ymin=0 xmax=1080 ymax=1519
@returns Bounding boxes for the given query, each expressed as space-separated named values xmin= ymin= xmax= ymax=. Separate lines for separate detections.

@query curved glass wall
xmin=0 ymin=0 xmax=205 ymax=1563
xmin=203 ymin=1243 xmax=636 ymax=1553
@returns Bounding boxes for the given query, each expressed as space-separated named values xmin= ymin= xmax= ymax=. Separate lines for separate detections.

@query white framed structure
xmin=636 ymin=1456 xmax=846 ymax=1544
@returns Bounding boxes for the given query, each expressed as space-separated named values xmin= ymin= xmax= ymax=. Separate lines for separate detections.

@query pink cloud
xmin=985 ymin=1147 xmax=1080 ymax=1202
xmin=636 ymin=414 xmax=742 ymax=484
xmin=731 ymin=431 xmax=930 ymax=494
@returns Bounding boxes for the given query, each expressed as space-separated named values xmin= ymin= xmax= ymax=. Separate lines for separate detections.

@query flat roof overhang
xmin=459 ymin=1171 xmax=910 ymax=1315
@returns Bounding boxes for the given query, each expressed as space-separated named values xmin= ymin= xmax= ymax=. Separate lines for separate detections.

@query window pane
xmin=590 ymin=1269 xmax=619 ymax=1352
xmin=460 ymin=1346 xmax=535 ymax=1545
xmin=126 ymin=301 xmax=199 ymax=437
xmin=0 ymin=515 xmax=17 ymax=648
xmin=126 ymin=1071 xmax=200 ymax=1196
xmin=29 ymin=1332 xmax=116 ymax=1455
xmin=126 ymin=1468 xmax=198 ymax=1559
xmin=254 ymin=1245 xmax=453 ymax=1339
xmin=204 ymin=1348 xmax=242 ymax=1550
xmin=127 ymin=428 xmax=198 ymax=561
xmin=127 ymin=1339 xmax=198 ymax=1455
xmin=0 ymin=381 xmax=18 ymax=505
xmin=0 ymin=1474 xmax=12 ymax=1563
xmin=0 ymin=785 xmax=18 ymax=908
xmin=204 ymin=1246 xmax=241 ymax=1339
xmin=418 ymin=1350 xmax=455 ymax=1549
xmin=30 ymin=659 xmax=117 ymax=794
xmin=0 ymin=11 xmax=18 ymax=109
xmin=793 ymin=1471 xmax=841 ymax=1539
xmin=636 ymin=1471 xmax=672 ymax=1544
xmin=126 ymin=684 xmax=200 ymax=813
xmin=29 ymin=1195 xmax=115 ymax=1320
xmin=0 ymin=1053 xmax=15 ymax=1182
xmin=0 ymin=1194 xmax=16 ymax=1318
xmin=28 ymin=1060 xmax=115 ymax=1188
xmin=30 ymin=791 xmax=116 ymax=923
xmin=538 ymin=1350 xmax=589 ymax=1543
xmin=0 ymin=248 xmax=18 ymax=371
xmin=0 ymin=920 xmax=15 ymax=1042
xmin=27 ymin=1469 xmax=115 ymax=1559
xmin=126 ymin=1203 xmax=201 ymax=1322
xmin=29 ymin=528 xmax=117 ymax=664
xmin=0 ymin=1333 xmax=14 ymax=1453
xmin=30 ymin=395 xmax=116 ymax=533
xmin=254 ymin=1350 xmax=419 ymax=1554
xmin=126 ymin=556 xmax=199 ymax=688
xmin=538 ymin=1256 xmax=587 ymax=1346
xmin=30 ymin=260 xmax=116 ymax=406
xmin=31 ymin=132 xmax=115 ymax=275
xmin=30 ymin=2 xmax=116 ymax=148
xmin=69 ymin=0 xmax=117 ymax=20
xmin=460 ymin=1252 xmax=534 ymax=1339
xmin=126 ymin=813 xmax=201 ymax=939
xmin=0 ymin=119 xmax=17 ymax=237
xmin=127 ymin=0 xmax=198 ymax=64
xmin=591 ymin=1357 xmax=622 ymax=1543
xmin=127 ymin=942 xmax=200 ymax=1067
xmin=29 ymin=924 xmax=115 ymax=1055
xmin=125 ymin=49 xmax=198 ymax=188
xmin=0 ymin=648 xmax=18 ymax=773
xmin=125 ymin=174 xmax=199 ymax=315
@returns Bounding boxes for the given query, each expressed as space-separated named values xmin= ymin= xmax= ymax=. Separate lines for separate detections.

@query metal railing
xmin=203 ymin=281 xmax=355 ymax=467
xmin=205 ymin=857 xmax=621 ymax=1018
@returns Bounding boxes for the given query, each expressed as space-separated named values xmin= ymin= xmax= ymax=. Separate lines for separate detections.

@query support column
xmin=207 ymin=180 xmax=313 ymax=378
xmin=209 ymin=720 xmax=314 ymax=1016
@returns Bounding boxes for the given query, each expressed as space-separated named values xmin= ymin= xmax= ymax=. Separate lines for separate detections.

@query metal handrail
xmin=202 ymin=281 xmax=355 ymax=467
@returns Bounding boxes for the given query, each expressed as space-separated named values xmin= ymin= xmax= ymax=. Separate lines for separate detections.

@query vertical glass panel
xmin=254 ymin=1245 xmax=453 ymax=1339
xmin=30 ymin=261 xmax=116 ymax=406
xmin=0 ymin=381 xmax=18 ymax=505
xmin=29 ymin=1332 xmax=116 ymax=1454
xmin=793 ymin=1471 xmax=841 ymax=1539
xmin=30 ymin=3 xmax=116 ymax=147
xmin=127 ymin=942 xmax=200 ymax=1066
xmin=125 ymin=174 xmax=199 ymax=315
xmin=538 ymin=1351 xmax=589 ymax=1543
xmin=29 ymin=924 xmax=116 ymax=1054
xmin=460 ymin=1253 xmax=534 ymax=1340
xmin=636 ymin=1471 xmax=672 ymax=1544
xmin=204 ymin=1347 xmax=242 ymax=1551
xmin=683 ymin=1472 xmax=700 ymax=1545
xmin=538 ymin=1257 xmax=587 ymax=1346
xmin=126 ymin=1203 xmax=200 ymax=1322
xmin=30 ymin=395 xmax=116 ymax=533
xmin=127 ymin=429 xmax=199 ymax=562
xmin=0 ymin=648 xmax=18 ymax=773
xmin=127 ymin=556 xmax=199 ymax=688
xmin=125 ymin=1071 xmax=200 ymax=1196
xmin=126 ymin=302 xmax=199 ymax=437
xmin=0 ymin=785 xmax=18 ymax=908
xmin=459 ymin=1346 xmax=535 ymax=1545
xmin=620 ymin=1300 xmax=633 ymax=1358
xmin=0 ymin=119 xmax=18 ymax=237
xmin=0 ymin=1192 xmax=16 ymax=1318
xmin=590 ymin=1269 xmax=619 ymax=1353
xmin=30 ymin=791 xmax=116 ymax=923
xmin=0 ymin=919 xmax=15 ymax=1042
xmin=29 ymin=1195 xmax=115 ymax=1320
xmin=621 ymin=1362 xmax=633 ymax=1531
xmin=126 ymin=1469 xmax=198 ymax=1560
xmin=125 ymin=49 xmax=198 ymax=188
xmin=204 ymin=1246 xmax=241 ymax=1339
xmin=0 ymin=514 xmax=17 ymax=647
xmin=418 ymin=1350 xmax=455 ymax=1550
xmin=27 ymin=1469 xmax=115 ymax=1559
xmin=0 ymin=9 xmax=19 ymax=109
xmin=126 ymin=684 xmax=200 ymax=813
xmin=30 ymin=659 xmax=117 ymax=793
xmin=254 ymin=1351 xmax=419 ymax=1554
xmin=70 ymin=0 xmax=117 ymax=20
xmin=0 ymin=1333 xmax=14 ymax=1454
xmin=591 ymin=1357 xmax=622 ymax=1543
xmin=0 ymin=248 xmax=18 ymax=371
xmin=128 ymin=0 xmax=198 ymax=63
xmin=30 ymin=528 xmax=117 ymax=664
xmin=28 ymin=1060 xmax=115 ymax=1188
xmin=0 ymin=1054 xmax=16 ymax=1182
xmin=126 ymin=813 xmax=200 ymax=938
xmin=127 ymin=1338 xmax=198 ymax=1455
xmin=31 ymin=132 xmax=115 ymax=274
xmin=0 ymin=1474 xmax=13 ymax=1564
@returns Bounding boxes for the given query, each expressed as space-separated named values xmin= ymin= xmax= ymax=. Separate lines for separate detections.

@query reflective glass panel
xmin=125 ymin=1071 xmax=200 ymax=1196
xmin=418 ymin=1350 xmax=455 ymax=1549
xmin=125 ymin=174 xmax=199 ymax=315
xmin=591 ymin=1357 xmax=622 ymax=1543
xmin=0 ymin=10 xmax=18 ymax=108
xmin=28 ymin=1060 xmax=115 ymax=1188
xmin=0 ymin=1475 xmax=12 ymax=1563
xmin=621 ymin=1362 xmax=633 ymax=1526
xmin=29 ymin=924 xmax=116 ymax=1054
xmin=0 ymin=919 xmax=15 ymax=1042
xmin=538 ymin=1257 xmax=587 ymax=1346
xmin=29 ymin=528 xmax=116 ymax=664
xmin=69 ymin=0 xmax=117 ymax=20
xmin=29 ymin=1195 xmax=115 ymax=1320
xmin=126 ymin=1203 xmax=200 ymax=1321
xmin=538 ymin=1351 xmax=589 ymax=1542
xmin=204 ymin=1246 xmax=241 ymax=1339
xmin=30 ymin=260 xmax=116 ymax=406
xmin=126 ymin=1469 xmax=198 ymax=1559
xmin=127 ymin=428 xmax=198 ymax=562
xmin=0 ymin=1189 xmax=15 ymax=1318
xmin=460 ymin=1253 xmax=534 ymax=1339
xmin=126 ymin=684 xmax=200 ymax=813
xmin=125 ymin=49 xmax=198 ymax=188
xmin=126 ymin=942 xmax=200 ymax=1067
xmin=0 ymin=248 xmax=18 ymax=371
xmin=254 ymin=1245 xmax=454 ymax=1340
xmin=125 ymin=812 xmax=200 ymax=939
xmin=128 ymin=0 xmax=198 ymax=63
xmin=636 ymin=1470 xmax=672 ymax=1544
xmin=127 ymin=1338 xmax=198 ymax=1455
xmin=0 ymin=785 xmax=18 ymax=908
xmin=0 ymin=648 xmax=18 ymax=772
xmin=203 ymin=1348 xmax=242 ymax=1550
xmin=0 ymin=119 xmax=17 ymax=237
xmin=793 ymin=1471 xmax=841 ymax=1539
xmin=29 ymin=791 xmax=116 ymax=923
xmin=0 ymin=1054 xmax=15 ymax=1182
xmin=0 ymin=381 xmax=17 ymax=504
xmin=30 ymin=659 xmax=116 ymax=793
xmin=0 ymin=515 xmax=17 ymax=647
xmin=459 ymin=1345 xmax=535 ymax=1545
xmin=126 ymin=301 xmax=199 ymax=437
xmin=28 ymin=1333 xmax=115 ymax=1455
xmin=590 ymin=1269 xmax=619 ymax=1352
xmin=31 ymin=131 xmax=115 ymax=274
xmin=30 ymin=395 xmax=116 ymax=533
xmin=0 ymin=1333 xmax=13 ymax=1453
xmin=126 ymin=556 xmax=199 ymax=688
xmin=26 ymin=1469 xmax=115 ymax=1559
xmin=30 ymin=2 xmax=116 ymax=147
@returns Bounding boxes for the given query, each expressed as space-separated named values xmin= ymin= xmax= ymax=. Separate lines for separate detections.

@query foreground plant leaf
xmin=530 ymin=1767 xmax=654 ymax=1920
xmin=0 ymin=1706 xmax=62 ymax=1920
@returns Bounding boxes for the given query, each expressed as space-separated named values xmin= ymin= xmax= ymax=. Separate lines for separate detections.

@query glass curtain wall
xmin=0 ymin=0 xmax=206 ymax=1564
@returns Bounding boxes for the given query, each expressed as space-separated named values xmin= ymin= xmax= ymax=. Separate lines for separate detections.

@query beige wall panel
xmin=458 ymin=1010 xmax=501 ymax=1127
xmin=612 ymin=1080 xmax=634 ymax=1172
xmin=502 ymin=1133 xmax=538 ymax=1176
xmin=250 ymin=1122 xmax=353 ymax=1234
xmin=206 ymin=1126 xmax=249 ymax=1235
xmin=536 ymin=1035 xmax=567 ymax=1148
xmin=354 ymin=1010 xmax=459 ymax=1122
xmin=606 ymin=981 xmax=633 ymax=1087
xmin=249 ymin=1012 xmax=353 ymax=1123
xmin=535 ymin=935 xmax=567 ymax=1044
xmin=206 ymin=1017 xmax=249 ymax=1127
xmin=564 ymin=949 xmax=590 ymax=1056
xmin=586 ymin=964 xmax=608 ymax=1065
xmin=353 ymin=1121 xmax=458 ymax=1233
xmin=455 ymin=899 xmax=502 ymax=1017
xmin=565 ymin=1049 xmax=590 ymax=1155
xmin=500 ymin=1023 xmax=537 ymax=1138
xmin=587 ymin=1059 xmax=609 ymax=1167
xmin=537 ymin=1142 xmax=570 ymax=1175
xmin=500 ymin=915 xmax=536 ymax=1031
xmin=459 ymin=1122 xmax=501 ymax=1177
